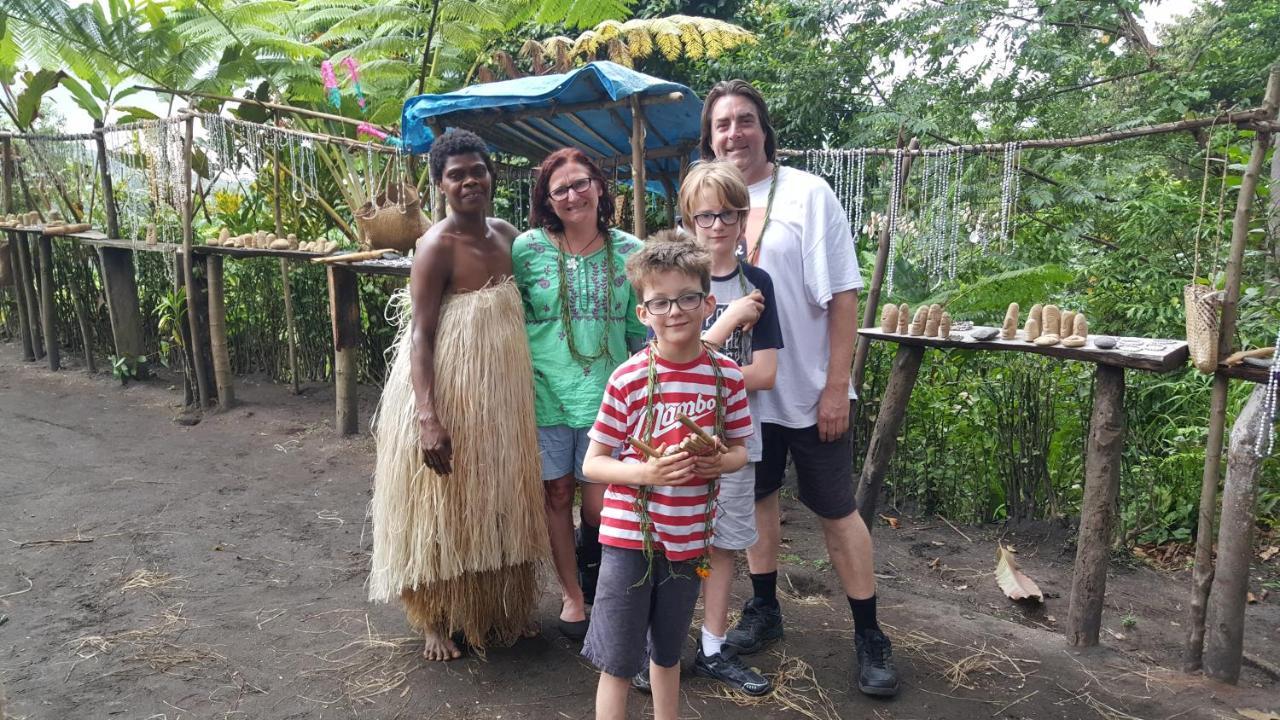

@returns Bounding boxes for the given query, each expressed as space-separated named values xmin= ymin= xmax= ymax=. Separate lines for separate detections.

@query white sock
xmin=701 ymin=625 xmax=725 ymax=657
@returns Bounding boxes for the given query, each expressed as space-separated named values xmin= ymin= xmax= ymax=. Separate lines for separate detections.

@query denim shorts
xmin=537 ymin=425 xmax=592 ymax=482
xmin=581 ymin=546 xmax=702 ymax=678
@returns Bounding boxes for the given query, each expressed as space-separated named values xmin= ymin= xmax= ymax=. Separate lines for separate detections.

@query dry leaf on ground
xmin=995 ymin=544 xmax=1043 ymax=602
xmin=879 ymin=514 xmax=901 ymax=529
xmin=1260 ymin=546 xmax=1278 ymax=562
xmin=1235 ymin=709 xmax=1280 ymax=720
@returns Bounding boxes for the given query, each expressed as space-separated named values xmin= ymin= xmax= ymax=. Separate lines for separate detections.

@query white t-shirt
xmin=747 ymin=165 xmax=863 ymax=429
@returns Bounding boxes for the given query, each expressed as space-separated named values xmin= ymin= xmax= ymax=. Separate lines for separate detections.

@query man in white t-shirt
xmin=700 ymin=79 xmax=898 ymax=697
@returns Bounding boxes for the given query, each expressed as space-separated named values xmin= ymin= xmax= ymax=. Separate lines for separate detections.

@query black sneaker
xmin=723 ymin=598 xmax=784 ymax=655
xmin=631 ymin=665 xmax=651 ymax=694
xmin=855 ymin=628 xmax=900 ymax=697
xmin=695 ymin=648 xmax=772 ymax=696
xmin=575 ymin=527 xmax=600 ymax=605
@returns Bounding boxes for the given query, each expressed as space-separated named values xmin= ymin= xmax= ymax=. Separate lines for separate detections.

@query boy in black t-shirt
xmin=674 ymin=161 xmax=785 ymax=694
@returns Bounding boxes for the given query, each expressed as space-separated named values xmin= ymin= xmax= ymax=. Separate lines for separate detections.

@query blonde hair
xmin=678 ymin=161 xmax=750 ymax=228
xmin=625 ymin=229 xmax=712 ymax=298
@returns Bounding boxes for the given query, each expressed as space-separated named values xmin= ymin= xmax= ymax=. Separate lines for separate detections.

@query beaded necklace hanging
xmin=554 ymin=227 xmax=619 ymax=366
xmin=631 ymin=340 xmax=726 ymax=583
xmin=1256 ymin=327 xmax=1280 ymax=458
xmin=743 ymin=162 xmax=780 ymax=265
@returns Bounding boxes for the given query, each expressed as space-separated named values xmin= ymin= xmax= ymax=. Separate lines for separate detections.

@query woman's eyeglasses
xmin=691 ymin=210 xmax=744 ymax=228
xmin=549 ymin=177 xmax=595 ymax=201
xmin=642 ymin=292 xmax=706 ymax=315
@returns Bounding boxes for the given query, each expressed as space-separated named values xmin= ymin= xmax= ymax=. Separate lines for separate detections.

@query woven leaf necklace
xmin=743 ymin=162 xmax=781 ymax=266
xmin=554 ymin=228 xmax=617 ymax=366
xmin=632 ymin=340 xmax=726 ymax=584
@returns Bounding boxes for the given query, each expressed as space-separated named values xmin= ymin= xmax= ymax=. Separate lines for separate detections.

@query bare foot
xmin=560 ymin=594 xmax=587 ymax=623
xmin=422 ymin=628 xmax=461 ymax=661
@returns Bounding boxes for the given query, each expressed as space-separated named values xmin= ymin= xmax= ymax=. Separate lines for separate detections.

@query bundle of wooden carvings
xmin=880 ymin=302 xmax=1117 ymax=349
xmin=204 ymin=227 xmax=341 ymax=254
xmin=40 ymin=211 xmax=92 ymax=236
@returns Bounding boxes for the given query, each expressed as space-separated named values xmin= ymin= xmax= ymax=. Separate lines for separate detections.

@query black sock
xmin=578 ymin=522 xmax=601 ymax=567
xmin=750 ymin=571 xmax=779 ymax=608
xmin=848 ymin=595 xmax=879 ymax=635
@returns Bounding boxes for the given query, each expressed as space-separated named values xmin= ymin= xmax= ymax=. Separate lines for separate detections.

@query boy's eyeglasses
xmin=549 ymin=177 xmax=595 ymax=201
xmin=691 ymin=210 xmax=744 ymax=228
xmin=643 ymin=292 xmax=706 ymax=315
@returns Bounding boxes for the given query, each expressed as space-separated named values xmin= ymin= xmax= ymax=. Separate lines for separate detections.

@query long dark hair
xmin=529 ymin=148 xmax=616 ymax=234
xmin=699 ymin=79 xmax=777 ymax=163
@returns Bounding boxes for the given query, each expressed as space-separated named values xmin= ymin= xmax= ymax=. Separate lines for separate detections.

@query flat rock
xmin=1093 ymin=335 xmax=1117 ymax=349
xmin=969 ymin=327 xmax=999 ymax=341
xmin=1242 ymin=356 xmax=1274 ymax=368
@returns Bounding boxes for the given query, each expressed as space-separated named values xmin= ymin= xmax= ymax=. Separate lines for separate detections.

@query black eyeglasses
xmin=643 ymin=292 xmax=706 ymax=315
xmin=691 ymin=210 xmax=745 ymax=228
xmin=549 ymin=177 xmax=595 ymax=201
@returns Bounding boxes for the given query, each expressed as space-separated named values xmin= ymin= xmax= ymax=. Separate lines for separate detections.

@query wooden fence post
xmin=36 ymin=232 xmax=59 ymax=370
xmin=630 ymin=96 xmax=647 ymax=238
xmin=855 ymin=343 xmax=926 ymax=527
xmin=328 ymin=265 xmax=361 ymax=435
xmin=1066 ymin=364 xmax=1126 ymax=646
xmin=181 ymin=115 xmax=211 ymax=407
xmin=206 ymin=254 xmax=235 ymax=410
xmin=93 ymin=122 xmax=147 ymax=374
xmin=1202 ymin=385 xmax=1268 ymax=682
xmin=2 ymin=137 xmax=34 ymax=361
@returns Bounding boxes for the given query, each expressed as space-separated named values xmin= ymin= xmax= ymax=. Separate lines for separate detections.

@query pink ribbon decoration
xmin=320 ymin=60 xmax=341 ymax=109
xmin=342 ymin=57 xmax=367 ymax=111
xmin=357 ymin=122 xmax=388 ymax=141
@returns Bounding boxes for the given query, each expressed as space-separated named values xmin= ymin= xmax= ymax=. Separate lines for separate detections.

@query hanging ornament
xmin=321 ymin=60 xmax=342 ymax=110
xmin=343 ymin=57 xmax=367 ymax=112
xmin=885 ymin=148 xmax=904 ymax=296
xmin=998 ymin=141 xmax=1022 ymax=248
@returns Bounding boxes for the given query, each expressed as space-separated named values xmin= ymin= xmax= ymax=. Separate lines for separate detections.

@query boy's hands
xmin=692 ymin=438 xmax=728 ymax=479
xmin=725 ymin=290 xmax=765 ymax=331
xmin=638 ymin=445 xmax=696 ymax=486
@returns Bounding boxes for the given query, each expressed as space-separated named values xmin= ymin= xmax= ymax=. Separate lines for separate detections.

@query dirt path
xmin=1 ymin=343 xmax=1277 ymax=719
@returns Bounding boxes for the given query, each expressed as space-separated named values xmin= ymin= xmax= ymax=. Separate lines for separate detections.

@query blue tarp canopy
xmin=401 ymin=62 xmax=703 ymax=195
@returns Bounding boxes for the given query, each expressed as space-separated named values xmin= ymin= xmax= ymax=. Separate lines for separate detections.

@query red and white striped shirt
xmin=588 ymin=346 xmax=752 ymax=561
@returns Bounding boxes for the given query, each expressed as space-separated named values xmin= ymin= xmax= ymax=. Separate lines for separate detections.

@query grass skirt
xmin=369 ymin=281 xmax=548 ymax=647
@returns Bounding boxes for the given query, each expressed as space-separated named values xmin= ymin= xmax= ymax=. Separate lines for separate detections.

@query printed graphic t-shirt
xmin=704 ymin=261 xmax=783 ymax=461
xmin=588 ymin=347 xmax=752 ymax=561
xmin=745 ymin=166 xmax=863 ymax=428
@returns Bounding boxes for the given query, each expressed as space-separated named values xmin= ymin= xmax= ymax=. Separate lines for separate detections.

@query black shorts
xmin=755 ymin=401 xmax=857 ymax=519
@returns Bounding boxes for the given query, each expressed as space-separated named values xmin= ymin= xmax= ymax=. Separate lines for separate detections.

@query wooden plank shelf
xmin=1218 ymin=362 xmax=1273 ymax=384
xmin=192 ymin=244 xmax=332 ymax=261
xmin=858 ymin=327 xmax=1189 ymax=373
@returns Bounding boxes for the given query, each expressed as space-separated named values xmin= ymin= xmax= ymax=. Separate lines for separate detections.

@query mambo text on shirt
xmin=646 ymin=395 xmax=718 ymax=440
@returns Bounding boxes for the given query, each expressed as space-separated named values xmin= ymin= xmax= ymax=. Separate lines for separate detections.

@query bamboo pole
xmin=136 ymin=86 xmax=393 ymax=134
xmin=852 ymin=138 xmax=919 ymax=394
xmin=429 ymin=120 xmax=445 ymax=223
xmin=181 ymin=116 xmax=211 ymax=408
xmin=630 ymin=96 xmax=647 ymax=238
xmin=36 ymin=233 xmax=58 ymax=370
xmin=1183 ymin=64 xmax=1280 ymax=672
xmin=272 ymin=112 xmax=301 ymax=394
xmin=14 ymin=232 xmax=43 ymax=356
xmin=2 ymin=138 xmax=33 ymax=362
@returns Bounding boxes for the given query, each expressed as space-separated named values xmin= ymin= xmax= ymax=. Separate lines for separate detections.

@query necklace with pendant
xmin=561 ymin=230 xmax=599 ymax=272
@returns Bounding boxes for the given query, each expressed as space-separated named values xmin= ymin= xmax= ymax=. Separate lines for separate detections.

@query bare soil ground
xmin=1 ymin=341 xmax=1278 ymax=720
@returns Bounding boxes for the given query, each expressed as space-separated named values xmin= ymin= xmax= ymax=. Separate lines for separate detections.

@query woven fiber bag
xmin=1184 ymin=282 xmax=1222 ymax=373
xmin=355 ymin=183 xmax=430 ymax=253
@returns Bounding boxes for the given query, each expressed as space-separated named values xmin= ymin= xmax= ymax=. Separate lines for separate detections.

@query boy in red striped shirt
xmin=582 ymin=233 xmax=752 ymax=720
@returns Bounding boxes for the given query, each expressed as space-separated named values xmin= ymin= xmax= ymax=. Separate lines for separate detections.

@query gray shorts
xmin=581 ymin=545 xmax=702 ymax=678
xmin=537 ymin=425 xmax=590 ymax=482
xmin=712 ymin=464 xmax=758 ymax=550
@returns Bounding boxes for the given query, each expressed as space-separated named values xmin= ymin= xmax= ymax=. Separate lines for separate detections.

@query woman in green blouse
xmin=512 ymin=148 xmax=646 ymax=638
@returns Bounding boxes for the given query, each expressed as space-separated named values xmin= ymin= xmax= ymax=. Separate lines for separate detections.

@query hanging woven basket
xmin=355 ymin=183 xmax=430 ymax=253
xmin=1184 ymin=282 xmax=1222 ymax=373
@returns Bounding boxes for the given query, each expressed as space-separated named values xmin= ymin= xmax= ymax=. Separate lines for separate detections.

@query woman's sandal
xmin=558 ymin=617 xmax=590 ymax=641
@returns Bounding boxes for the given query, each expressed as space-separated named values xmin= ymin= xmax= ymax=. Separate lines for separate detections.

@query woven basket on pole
xmin=1184 ymin=283 xmax=1222 ymax=373
xmin=355 ymin=183 xmax=430 ymax=253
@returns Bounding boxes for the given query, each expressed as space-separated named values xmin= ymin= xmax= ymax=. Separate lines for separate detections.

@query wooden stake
xmin=206 ymin=254 xmax=235 ymax=410
xmin=1202 ymin=385 xmax=1267 ymax=683
xmin=1184 ymin=65 xmax=1280 ymax=671
xmin=853 ymin=138 xmax=920 ymax=394
xmin=429 ymin=120 xmax=445 ymax=224
xmin=1066 ymin=364 xmax=1126 ymax=646
xmin=855 ymin=344 xmax=925 ymax=526
xmin=630 ymin=96 xmax=647 ymax=238
xmin=181 ymin=116 xmax=211 ymax=407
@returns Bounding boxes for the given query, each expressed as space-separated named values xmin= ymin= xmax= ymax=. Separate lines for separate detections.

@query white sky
xmin=47 ymin=0 xmax=1203 ymax=134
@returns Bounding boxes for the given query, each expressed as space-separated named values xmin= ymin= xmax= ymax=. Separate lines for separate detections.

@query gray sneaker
xmin=695 ymin=647 xmax=771 ymax=696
